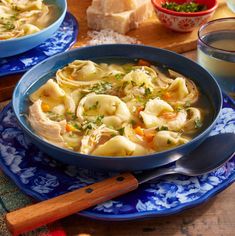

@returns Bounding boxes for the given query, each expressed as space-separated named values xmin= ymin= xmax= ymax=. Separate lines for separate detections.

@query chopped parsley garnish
xmin=89 ymin=101 xmax=99 ymax=110
xmin=118 ymin=127 xmax=125 ymax=135
xmin=131 ymin=119 xmax=136 ymax=126
xmin=122 ymin=81 xmax=129 ymax=88
xmin=86 ymin=124 xmax=93 ymax=130
xmin=89 ymin=81 xmax=112 ymax=94
xmin=156 ymin=126 xmax=169 ymax=131
xmin=144 ymin=88 xmax=151 ymax=96
xmin=81 ymin=121 xmax=94 ymax=131
xmin=195 ymin=118 xmax=202 ymax=129
xmin=139 ymin=82 xmax=145 ymax=87
xmin=167 ymin=139 xmax=172 ymax=144
xmin=176 ymin=106 xmax=183 ymax=112
xmin=80 ymin=115 xmax=104 ymax=132
xmin=114 ymin=74 xmax=124 ymax=80
xmin=95 ymin=115 xmax=104 ymax=125
xmin=185 ymin=101 xmax=191 ymax=108
xmin=66 ymin=111 xmax=76 ymax=120
xmin=136 ymin=96 xmax=145 ymax=103
xmin=46 ymin=112 xmax=65 ymax=122
xmin=162 ymin=1 xmax=207 ymax=13
xmin=131 ymin=80 xmax=137 ymax=86
xmin=3 ymin=21 xmax=15 ymax=30
xmin=123 ymin=65 xmax=134 ymax=73
xmin=73 ymin=123 xmax=81 ymax=130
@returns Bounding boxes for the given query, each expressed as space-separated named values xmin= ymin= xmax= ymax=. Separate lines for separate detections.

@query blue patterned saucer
xmin=0 ymin=95 xmax=234 ymax=221
xmin=0 ymin=12 xmax=78 ymax=77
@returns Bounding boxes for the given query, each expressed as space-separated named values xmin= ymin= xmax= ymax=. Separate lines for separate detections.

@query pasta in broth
xmin=0 ymin=0 xmax=59 ymax=40
xmin=28 ymin=59 xmax=208 ymax=157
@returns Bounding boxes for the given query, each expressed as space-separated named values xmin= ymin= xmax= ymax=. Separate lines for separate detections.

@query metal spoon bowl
xmin=137 ymin=133 xmax=235 ymax=183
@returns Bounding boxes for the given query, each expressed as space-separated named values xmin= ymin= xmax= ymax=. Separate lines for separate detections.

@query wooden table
xmin=0 ymin=1 xmax=234 ymax=235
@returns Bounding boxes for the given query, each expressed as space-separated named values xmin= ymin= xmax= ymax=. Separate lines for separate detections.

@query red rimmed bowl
xmin=151 ymin=0 xmax=218 ymax=32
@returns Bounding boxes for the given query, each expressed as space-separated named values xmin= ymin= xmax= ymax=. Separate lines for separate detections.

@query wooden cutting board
xmin=0 ymin=0 xmax=234 ymax=102
xmin=71 ymin=0 xmax=234 ymax=53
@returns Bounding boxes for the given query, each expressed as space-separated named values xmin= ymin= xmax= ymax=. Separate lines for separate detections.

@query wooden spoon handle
xmin=6 ymin=172 xmax=138 ymax=235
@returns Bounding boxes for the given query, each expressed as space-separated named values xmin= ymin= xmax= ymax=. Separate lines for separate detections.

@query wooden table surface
xmin=0 ymin=1 xmax=234 ymax=235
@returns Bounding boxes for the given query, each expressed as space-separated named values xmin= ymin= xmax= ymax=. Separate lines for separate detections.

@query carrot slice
xmin=66 ymin=124 xmax=75 ymax=132
xmin=136 ymin=107 xmax=144 ymax=114
xmin=144 ymin=132 xmax=155 ymax=143
xmin=137 ymin=59 xmax=151 ymax=67
xmin=134 ymin=126 xmax=144 ymax=136
xmin=163 ymin=92 xmax=172 ymax=100
xmin=41 ymin=103 xmax=50 ymax=112
xmin=161 ymin=112 xmax=177 ymax=120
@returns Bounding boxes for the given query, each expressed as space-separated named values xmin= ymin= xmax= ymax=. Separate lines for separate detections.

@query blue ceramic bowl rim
xmin=0 ymin=0 xmax=67 ymax=43
xmin=0 ymin=12 xmax=79 ymax=78
xmin=12 ymin=44 xmax=223 ymax=161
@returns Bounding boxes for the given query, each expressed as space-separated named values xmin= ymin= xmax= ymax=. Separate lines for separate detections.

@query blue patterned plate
xmin=0 ymin=12 xmax=78 ymax=77
xmin=0 ymin=95 xmax=234 ymax=221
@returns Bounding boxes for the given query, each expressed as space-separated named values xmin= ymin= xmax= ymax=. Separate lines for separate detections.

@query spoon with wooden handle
xmin=5 ymin=133 xmax=235 ymax=235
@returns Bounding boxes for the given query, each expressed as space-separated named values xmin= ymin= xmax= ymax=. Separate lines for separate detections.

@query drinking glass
xmin=226 ymin=0 xmax=235 ymax=12
xmin=197 ymin=18 xmax=235 ymax=98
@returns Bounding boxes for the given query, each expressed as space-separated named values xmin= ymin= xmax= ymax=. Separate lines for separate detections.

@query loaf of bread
xmin=87 ymin=0 xmax=153 ymax=34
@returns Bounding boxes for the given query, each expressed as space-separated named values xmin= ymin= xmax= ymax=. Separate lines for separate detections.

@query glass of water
xmin=226 ymin=0 xmax=235 ymax=12
xmin=197 ymin=18 xmax=235 ymax=99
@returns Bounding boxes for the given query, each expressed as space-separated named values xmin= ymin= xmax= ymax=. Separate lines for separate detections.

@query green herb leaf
xmin=114 ymin=74 xmax=124 ymax=80
xmin=89 ymin=81 xmax=112 ymax=94
xmin=131 ymin=119 xmax=136 ymax=126
xmin=162 ymin=1 xmax=206 ymax=13
xmin=167 ymin=139 xmax=172 ymax=144
xmin=144 ymin=88 xmax=151 ymax=96
xmin=185 ymin=101 xmax=191 ymax=108
xmin=156 ymin=126 xmax=169 ymax=131
xmin=89 ymin=101 xmax=99 ymax=110
xmin=95 ymin=115 xmax=104 ymax=125
xmin=73 ymin=123 xmax=81 ymax=130
xmin=195 ymin=118 xmax=202 ymax=129
xmin=131 ymin=80 xmax=137 ymax=86
xmin=118 ymin=127 xmax=125 ymax=135
xmin=123 ymin=64 xmax=134 ymax=73
xmin=3 ymin=21 xmax=15 ymax=30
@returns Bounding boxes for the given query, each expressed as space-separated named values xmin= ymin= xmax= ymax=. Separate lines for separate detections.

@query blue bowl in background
xmin=12 ymin=45 xmax=222 ymax=171
xmin=0 ymin=0 xmax=67 ymax=58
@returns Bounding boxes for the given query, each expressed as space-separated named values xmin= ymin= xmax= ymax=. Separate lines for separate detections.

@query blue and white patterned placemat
xmin=0 ymin=12 xmax=78 ymax=77
xmin=0 ymin=95 xmax=234 ymax=221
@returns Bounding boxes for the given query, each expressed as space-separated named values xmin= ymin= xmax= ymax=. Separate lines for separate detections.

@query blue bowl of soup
xmin=0 ymin=0 xmax=67 ymax=58
xmin=12 ymin=45 xmax=222 ymax=171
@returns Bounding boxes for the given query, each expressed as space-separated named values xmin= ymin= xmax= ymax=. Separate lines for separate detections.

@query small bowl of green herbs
xmin=151 ymin=0 xmax=218 ymax=32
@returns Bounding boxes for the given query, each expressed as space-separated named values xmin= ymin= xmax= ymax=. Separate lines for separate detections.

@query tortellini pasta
xmin=28 ymin=59 xmax=209 ymax=157
xmin=92 ymin=136 xmax=148 ymax=156
xmin=152 ymin=131 xmax=189 ymax=151
xmin=140 ymin=98 xmax=187 ymax=130
xmin=0 ymin=0 xmax=58 ymax=40
xmin=77 ymin=93 xmax=131 ymax=128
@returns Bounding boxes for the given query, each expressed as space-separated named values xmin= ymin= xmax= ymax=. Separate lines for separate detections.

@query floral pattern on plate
xmin=0 ymin=95 xmax=234 ymax=220
xmin=0 ymin=12 xmax=78 ymax=77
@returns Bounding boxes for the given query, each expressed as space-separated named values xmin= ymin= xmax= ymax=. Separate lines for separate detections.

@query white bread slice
xmin=87 ymin=0 xmax=153 ymax=34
